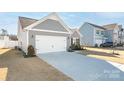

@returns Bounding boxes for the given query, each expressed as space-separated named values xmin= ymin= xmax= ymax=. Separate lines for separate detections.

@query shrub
xmin=76 ymin=44 xmax=81 ymax=50
xmin=27 ymin=45 xmax=35 ymax=57
xmin=70 ymin=44 xmax=81 ymax=50
xmin=67 ymin=46 xmax=74 ymax=52
xmin=18 ymin=47 xmax=22 ymax=51
xmin=15 ymin=46 xmax=18 ymax=50
xmin=22 ymin=51 xmax=28 ymax=58
xmin=95 ymin=44 xmax=98 ymax=47
xmin=71 ymin=44 xmax=75 ymax=50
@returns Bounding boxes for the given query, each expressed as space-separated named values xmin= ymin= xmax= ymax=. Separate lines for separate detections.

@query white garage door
xmin=36 ymin=35 xmax=67 ymax=54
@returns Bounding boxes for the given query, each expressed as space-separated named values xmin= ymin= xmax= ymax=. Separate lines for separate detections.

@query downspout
xmin=24 ymin=29 xmax=29 ymax=55
xmin=93 ymin=28 xmax=96 ymax=46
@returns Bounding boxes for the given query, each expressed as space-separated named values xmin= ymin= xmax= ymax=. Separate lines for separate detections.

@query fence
xmin=0 ymin=40 xmax=18 ymax=48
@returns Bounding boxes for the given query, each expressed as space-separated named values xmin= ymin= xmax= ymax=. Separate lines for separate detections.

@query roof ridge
xmin=86 ymin=22 xmax=101 ymax=26
xmin=86 ymin=22 xmax=106 ymax=30
xmin=103 ymin=23 xmax=117 ymax=26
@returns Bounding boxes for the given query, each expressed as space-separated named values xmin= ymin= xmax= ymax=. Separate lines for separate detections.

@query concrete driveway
xmin=38 ymin=52 xmax=124 ymax=81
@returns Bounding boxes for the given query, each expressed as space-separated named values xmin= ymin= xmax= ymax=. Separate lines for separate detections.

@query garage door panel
xmin=36 ymin=35 xmax=67 ymax=54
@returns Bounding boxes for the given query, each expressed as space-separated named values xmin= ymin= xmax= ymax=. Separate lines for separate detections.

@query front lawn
xmin=0 ymin=48 xmax=11 ymax=55
xmin=0 ymin=49 xmax=72 ymax=81
xmin=80 ymin=47 xmax=124 ymax=64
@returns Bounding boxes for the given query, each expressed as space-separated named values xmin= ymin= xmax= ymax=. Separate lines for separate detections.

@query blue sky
xmin=0 ymin=12 xmax=124 ymax=35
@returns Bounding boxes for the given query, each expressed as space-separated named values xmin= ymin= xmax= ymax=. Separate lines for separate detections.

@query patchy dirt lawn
xmin=80 ymin=47 xmax=124 ymax=64
xmin=0 ymin=49 xmax=72 ymax=81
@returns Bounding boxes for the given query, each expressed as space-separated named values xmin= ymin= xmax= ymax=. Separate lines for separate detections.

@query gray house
xmin=17 ymin=13 xmax=71 ymax=54
xmin=79 ymin=22 xmax=107 ymax=47
xmin=70 ymin=28 xmax=83 ymax=45
xmin=103 ymin=23 xmax=122 ymax=44
xmin=79 ymin=22 xmax=124 ymax=47
xmin=118 ymin=25 xmax=124 ymax=44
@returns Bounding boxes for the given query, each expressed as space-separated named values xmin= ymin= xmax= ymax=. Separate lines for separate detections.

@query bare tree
xmin=1 ymin=29 xmax=8 ymax=36
xmin=112 ymin=41 xmax=119 ymax=55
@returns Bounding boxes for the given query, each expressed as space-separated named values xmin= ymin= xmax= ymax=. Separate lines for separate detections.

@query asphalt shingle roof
xmin=19 ymin=16 xmax=38 ymax=29
xmin=103 ymin=23 xmax=117 ymax=30
xmin=86 ymin=22 xmax=106 ymax=30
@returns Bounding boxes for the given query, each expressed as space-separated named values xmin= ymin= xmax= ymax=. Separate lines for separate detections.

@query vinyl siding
xmin=18 ymin=20 xmax=28 ymax=53
xmin=33 ymin=19 xmax=67 ymax=32
xmin=79 ymin=23 xmax=94 ymax=46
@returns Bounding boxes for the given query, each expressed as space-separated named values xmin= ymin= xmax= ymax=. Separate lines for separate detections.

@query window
xmin=101 ymin=31 xmax=104 ymax=35
xmin=96 ymin=30 xmax=100 ymax=35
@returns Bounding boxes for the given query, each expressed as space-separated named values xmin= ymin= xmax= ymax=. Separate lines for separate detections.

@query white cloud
xmin=96 ymin=12 xmax=124 ymax=18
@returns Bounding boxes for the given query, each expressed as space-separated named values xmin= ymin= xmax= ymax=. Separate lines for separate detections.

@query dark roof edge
xmin=86 ymin=22 xmax=106 ymax=30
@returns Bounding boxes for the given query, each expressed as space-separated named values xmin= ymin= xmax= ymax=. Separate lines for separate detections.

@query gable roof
xmin=71 ymin=28 xmax=77 ymax=32
xmin=103 ymin=23 xmax=117 ymax=30
xmin=86 ymin=22 xmax=106 ymax=30
xmin=71 ymin=28 xmax=83 ymax=37
xmin=33 ymin=19 xmax=68 ymax=32
xmin=24 ymin=12 xmax=71 ymax=33
xmin=19 ymin=16 xmax=38 ymax=29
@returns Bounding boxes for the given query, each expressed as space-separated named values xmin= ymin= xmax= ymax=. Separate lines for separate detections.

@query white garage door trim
xmin=35 ymin=35 xmax=67 ymax=54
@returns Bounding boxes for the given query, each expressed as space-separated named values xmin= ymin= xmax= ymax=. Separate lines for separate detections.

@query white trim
xmin=29 ymin=28 xmax=71 ymax=34
xmin=27 ymin=30 xmax=29 ymax=51
xmin=24 ymin=12 xmax=71 ymax=33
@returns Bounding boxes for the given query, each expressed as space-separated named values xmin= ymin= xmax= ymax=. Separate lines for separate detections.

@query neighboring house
xmin=70 ymin=28 xmax=83 ymax=45
xmin=103 ymin=23 xmax=122 ymax=45
xmin=79 ymin=22 xmax=124 ymax=47
xmin=118 ymin=25 xmax=124 ymax=44
xmin=79 ymin=22 xmax=107 ymax=47
xmin=17 ymin=13 xmax=71 ymax=54
xmin=0 ymin=35 xmax=18 ymax=48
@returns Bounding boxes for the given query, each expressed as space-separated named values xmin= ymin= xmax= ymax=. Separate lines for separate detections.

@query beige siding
xmin=33 ymin=19 xmax=67 ymax=32
xmin=71 ymin=31 xmax=80 ymax=38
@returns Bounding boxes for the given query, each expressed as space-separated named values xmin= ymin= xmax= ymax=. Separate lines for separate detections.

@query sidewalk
xmin=107 ymin=61 xmax=124 ymax=72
